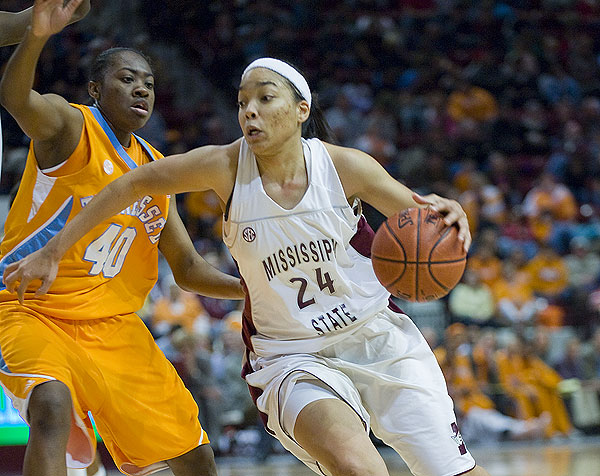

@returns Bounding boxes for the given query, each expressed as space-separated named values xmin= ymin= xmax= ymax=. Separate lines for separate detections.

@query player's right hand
xmin=3 ymin=247 xmax=59 ymax=304
xmin=412 ymin=192 xmax=472 ymax=252
xmin=31 ymin=0 xmax=85 ymax=38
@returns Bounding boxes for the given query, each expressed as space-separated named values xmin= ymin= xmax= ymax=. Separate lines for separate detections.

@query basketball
xmin=371 ymin=207 xmax=467 ymax=302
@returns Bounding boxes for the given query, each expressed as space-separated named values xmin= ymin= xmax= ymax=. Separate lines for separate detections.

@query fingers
xmin=17 ymin=279 xmax=29 ymax=305
xmin=3 ymin=262 xmax=21 ymax=294
xmin=2 ymin=256 xmax=56 ymax=302
xmin=64 ymin=0 xmax=85 ymax=16
xmin=412 ymin=193 xmax=434 ymax=208
xmin=439 ymin=206 xmax=471 ymax=253
xmin=412 ymin=192 xmax=472 ymax=253
xmin=4 ymin=263 xmax=34 ymax=304
xmin=36 ymin=276 xmax=54 ymax=297
xmin=413 ymin=192 xmax=445 ymax=213
xmin=457 ymin=216 xmax=472 ymax=252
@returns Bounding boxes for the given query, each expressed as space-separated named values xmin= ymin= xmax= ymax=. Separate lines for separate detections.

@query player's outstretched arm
xmin=325 ymin=142 xmax=471 ymax=252
xmin=2 ymin=143 xmax=235 ymax=302
xmin=0 ymin=0 xmax=89 ymax=47
xmin=0 ymin=0 xmax=85 ymax=155
xmin=159 ymin=201 xmax=244 ymax=300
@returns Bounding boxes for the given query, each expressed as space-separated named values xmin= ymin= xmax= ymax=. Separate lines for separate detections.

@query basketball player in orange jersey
xmin=4 ymin=46 xmax=491 ymax=476
xmin=0 ymin=6 xmax=105 ymax=476
xmin=1 ymin=7 xmax=105 ymax=476
xmin=0 ymin=1 xmax=243 ymax=476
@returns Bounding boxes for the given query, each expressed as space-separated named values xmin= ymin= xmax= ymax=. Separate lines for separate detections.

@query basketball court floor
xmin=2 ymin=436 xmax=599 ymax=476
xmin=147 ymin=437 xmax=600 ymax=476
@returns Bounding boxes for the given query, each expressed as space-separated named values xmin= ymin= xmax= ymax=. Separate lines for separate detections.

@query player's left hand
xmin=413 ymin=193 xmax=472 ymax=252
xmin=2 ymin=246 xmax=59 ymax=304
xmin=31 ymin=0 xmax=85 ymax=38
xmin=70 ymin=0 xmax=91 ymax=24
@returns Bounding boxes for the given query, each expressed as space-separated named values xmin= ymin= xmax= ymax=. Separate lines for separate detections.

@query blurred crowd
xmin=3 ymin=0 xmax=600 ymax=453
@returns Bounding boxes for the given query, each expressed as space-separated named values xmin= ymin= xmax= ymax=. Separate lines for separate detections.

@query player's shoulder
xmin=180 ymin=138 xmax=241 ymax=193
xmin=186 ymin=138 xmax=241 ymax=163
xmin=44 ymin=94 xmax=82 ymax=116
xmin=223 ymin=138 xmax=243 ymax=160
xmin=323 ymin=141 xmax=371 ymax=170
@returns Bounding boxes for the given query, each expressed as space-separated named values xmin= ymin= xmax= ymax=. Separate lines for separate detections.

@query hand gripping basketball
xmin=371 ymin=208 xmax=467 ymax=302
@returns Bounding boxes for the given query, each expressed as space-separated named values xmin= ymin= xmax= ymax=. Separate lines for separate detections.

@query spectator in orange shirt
xmin=453 ymin=159 xmax=479 ymax=194
xmin=496 ymin=335 xmax=572 ymax=437
xmin=447 ymin=77 xmax=499 ymax=124
xmin=458 ymin=172 xmax=507 ymax=235
xmin=440 ymin=329 xmax=492 ymax=407
xmin=525 ymin=242 xmax=569 ymax=301
xmin=529 ymin=210 xmax=555 ymax=246
xmin=491 ymin=262 xmax=538 ymax=327
xmin=523 ymin=173 xmax=577 ymax=222
xmin=153 ymin=280 xmax=209 ymax=333
xmin=183 ymin=190 xmax=224 ymax=240
xmin=458 ymin=186 xmax=480 ymax=236
xmin=522 ymin=172 xmax=578 ymax=252
xmin=471 ymin=331 xmax=517 ymax=412
xmin=468 ymin=244 xmax=503 ymax=288
xmin=437 ymin=327 xmax=549 ymax=444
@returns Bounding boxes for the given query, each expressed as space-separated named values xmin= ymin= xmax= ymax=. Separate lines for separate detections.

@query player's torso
xmin=224 ymin=138 xmax=389 ymax=355
xmin=0 ymin=105 xmax=168 ymax=319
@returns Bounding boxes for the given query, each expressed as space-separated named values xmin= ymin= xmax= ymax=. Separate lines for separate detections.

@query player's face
xmin=93 ymin=51 xmax=155 ymax=134
xmin=237 ymin=68 xmax=306 ymax=155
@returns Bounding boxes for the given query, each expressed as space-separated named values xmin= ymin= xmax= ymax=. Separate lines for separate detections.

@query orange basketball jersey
xmin=0 ymin=104 xmax=169 ymax=320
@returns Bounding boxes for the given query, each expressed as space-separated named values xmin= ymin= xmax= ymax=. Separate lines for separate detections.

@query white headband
xmin=242 ymin=57 xmax=312 ymax=108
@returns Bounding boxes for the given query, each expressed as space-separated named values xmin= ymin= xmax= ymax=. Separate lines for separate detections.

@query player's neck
xmin=254 ymin=136 xmax=305 ymax=184
xmin=97 ymin=106 xmax=132 ymax=147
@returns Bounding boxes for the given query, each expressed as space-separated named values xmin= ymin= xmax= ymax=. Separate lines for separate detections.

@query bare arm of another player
xmin=3 ymin=142 xmax=239 ymax=301
xmin=326 ymin=143 xmax=471 ymax=251
xmin=0 ymin=1 xmax=90 ymax=47
xmin=159 ymin=200 xmax=244 ymax=299
xmin=0 ymin=0 xmax=85 ymax=164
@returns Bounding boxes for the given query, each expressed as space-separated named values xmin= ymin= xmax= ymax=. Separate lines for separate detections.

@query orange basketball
xmin=371 ymin=207 xmax=467 ymax=302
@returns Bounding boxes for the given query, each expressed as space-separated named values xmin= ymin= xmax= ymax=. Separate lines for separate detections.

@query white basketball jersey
xmin=223 ymin=138 xmax=390 ymax=356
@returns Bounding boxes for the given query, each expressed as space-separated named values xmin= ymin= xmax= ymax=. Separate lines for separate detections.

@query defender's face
xmin=93 ymin=51 xmax=155 ymax=133
xmin=237 ymin=68 xmax=306 ymax=154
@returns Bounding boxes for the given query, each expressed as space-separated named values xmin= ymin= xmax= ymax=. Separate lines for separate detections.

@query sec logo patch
xmin=103 ymin=159 xmax=114 ymax=175
xmin=242 ymin=227 xmax=256 ymax=242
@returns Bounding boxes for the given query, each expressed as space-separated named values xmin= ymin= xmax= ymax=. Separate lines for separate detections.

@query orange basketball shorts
xmin=0 ymin=303 xmax=208 ymax=475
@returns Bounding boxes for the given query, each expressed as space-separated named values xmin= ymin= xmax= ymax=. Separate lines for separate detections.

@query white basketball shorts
xmin=244 ymin=307 xmax=476 ymax=476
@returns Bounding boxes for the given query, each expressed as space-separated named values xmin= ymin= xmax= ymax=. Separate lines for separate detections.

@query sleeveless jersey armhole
xmin=42 ymin=126 xmax=90 ymax=177
xmin=224 ymin=182 xmax=235 ymax=222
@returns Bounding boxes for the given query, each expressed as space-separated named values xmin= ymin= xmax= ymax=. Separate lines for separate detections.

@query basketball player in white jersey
xmin=5 ymin=57 xmax=491 ymax=476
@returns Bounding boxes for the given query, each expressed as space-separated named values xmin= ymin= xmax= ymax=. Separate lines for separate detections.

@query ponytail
xmin=286 ymin=82 xmax=334 ymax=142
xmin=302 ymin=93 xmax=335 ymax=143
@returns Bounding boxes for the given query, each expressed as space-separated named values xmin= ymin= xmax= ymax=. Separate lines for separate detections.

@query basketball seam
xmin=383 ymin=220 xmax=408 ymax=264
xmin=371 ymin=256 xmax=466 ymax=265
xmin=381 ymin=219 xmax=408 ymax=288
xmin=427 ymin=225 xmax=463 ymax=292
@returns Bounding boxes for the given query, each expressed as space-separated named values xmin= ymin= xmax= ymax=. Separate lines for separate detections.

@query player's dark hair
xmin=89 ymin=47 xmax=152 ymax=83
xmin=286 ymin=81 xmax=334 ymax=143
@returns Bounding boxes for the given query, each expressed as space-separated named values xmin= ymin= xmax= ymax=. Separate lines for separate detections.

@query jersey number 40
xmin=83 ymin=224 xmax=137 ymax=278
